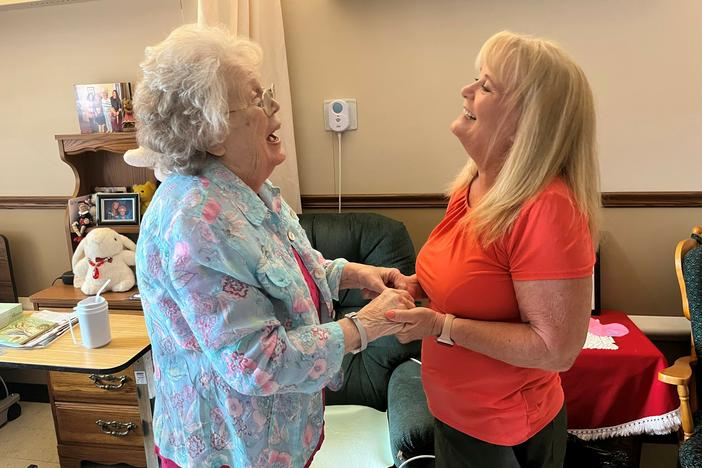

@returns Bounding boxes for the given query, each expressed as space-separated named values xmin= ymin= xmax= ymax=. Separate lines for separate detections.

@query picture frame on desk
xmin=96 ymin=193 xmax=140 ymax=226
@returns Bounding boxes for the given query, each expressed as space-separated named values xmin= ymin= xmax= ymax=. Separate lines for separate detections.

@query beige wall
xmin=2 ymin=210 xmax=69 ymax=297
xmin=600 ymin=208 xmax=702 ymax=317
xmin=282 ymin=0 xmax=702 ymax=194
xmin=0 ymin=0 xmax=198 ymax=196
xmin=2 ymin=0 xmax=700 ymax=196
xmin=0 ymin=0 xmax=700 ymax=319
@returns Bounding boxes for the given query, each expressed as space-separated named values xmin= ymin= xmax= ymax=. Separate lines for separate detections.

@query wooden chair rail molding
xmin=3 ymin=192 xmax=702 ymax=210
xmin=0 ymin=196 xmax=71 ymax=209
xmin=303 ymin=192 xmax=702 ymax=209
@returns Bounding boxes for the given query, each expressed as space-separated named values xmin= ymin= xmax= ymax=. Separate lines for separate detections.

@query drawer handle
xmin=95 ymin=419 xmax=137 ymax=436
xmin=88 ymin=374 xmax=128 ymax=390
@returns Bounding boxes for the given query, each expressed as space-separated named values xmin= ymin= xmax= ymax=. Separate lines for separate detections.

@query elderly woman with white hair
xmin=385 ymin=31 xmax=600 ymax=467
xmin=133 ymin=25 xmax=414 ymax=467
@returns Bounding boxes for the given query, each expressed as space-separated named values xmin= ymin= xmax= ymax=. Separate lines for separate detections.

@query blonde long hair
xmin=449 ymin=31 xmax=600 ymax=247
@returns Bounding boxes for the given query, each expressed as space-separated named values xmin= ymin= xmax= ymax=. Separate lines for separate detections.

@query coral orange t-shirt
xmin=416 ymin=178 xmax=595 ymax=446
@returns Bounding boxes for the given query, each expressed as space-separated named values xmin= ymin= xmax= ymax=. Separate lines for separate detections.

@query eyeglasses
xmin=229 ymin=84 xmax=276 ymax=117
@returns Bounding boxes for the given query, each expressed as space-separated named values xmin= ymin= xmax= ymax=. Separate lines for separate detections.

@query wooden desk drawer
xmin=50 ymin=367 xmax=137 ymax=405
xmin=55 ymin=401 xmax=144 ymax=448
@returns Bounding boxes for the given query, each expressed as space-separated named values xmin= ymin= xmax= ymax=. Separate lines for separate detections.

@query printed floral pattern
xmin=136 ymin=159 xmax=348 ymax=467
xmin=222 ymin=276 xmax=248 ymax=298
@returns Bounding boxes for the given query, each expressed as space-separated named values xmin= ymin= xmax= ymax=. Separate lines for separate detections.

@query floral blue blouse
xmin=136 ymin=159 xmax=347 ymax=467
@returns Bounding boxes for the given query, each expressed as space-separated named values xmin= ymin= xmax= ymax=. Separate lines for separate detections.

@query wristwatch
xmin=344 ymin=312 xmax=368 ymax=354
xmin=436 ymin=314 xmax=455 ymax=346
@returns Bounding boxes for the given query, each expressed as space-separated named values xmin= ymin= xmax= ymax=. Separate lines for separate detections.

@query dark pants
xmin=434 ymin=404 xmax=567 ymax=468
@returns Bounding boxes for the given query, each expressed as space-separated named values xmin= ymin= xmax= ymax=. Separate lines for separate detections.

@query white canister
xmin=69 ymin=296 xmax=112 ymax=348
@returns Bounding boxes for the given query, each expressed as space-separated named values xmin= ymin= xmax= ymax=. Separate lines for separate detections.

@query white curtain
xmin=198 ymin=0 xmax=302 ymax=213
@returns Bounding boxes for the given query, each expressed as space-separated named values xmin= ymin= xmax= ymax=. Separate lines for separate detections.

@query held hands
xmin=400 ymin=274 xmax=427 ymax=301
xmin=341 ymin=263 xmax=411 ymax=298
xmin=340 ymin=263 xmax=435 ymax=348
xmin=342 ymin=263 xmax=427 ymax=301
xmin=357 ymin=288 xmax=415 ymax=342
xmin=385 ymin=307 xmax=444 ymax=343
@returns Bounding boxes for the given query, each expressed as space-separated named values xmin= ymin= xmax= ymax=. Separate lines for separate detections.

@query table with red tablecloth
xmin=560 ymin=309 xmax=681 ymax=440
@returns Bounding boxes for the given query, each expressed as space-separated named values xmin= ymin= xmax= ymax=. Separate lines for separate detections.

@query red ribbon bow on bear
xmin=88 ymin=256 xmax=113 ymax=279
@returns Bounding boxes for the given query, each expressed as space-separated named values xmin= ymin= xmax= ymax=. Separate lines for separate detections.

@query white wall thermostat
xmin=324 ymin=98 xmax=357 ymax=132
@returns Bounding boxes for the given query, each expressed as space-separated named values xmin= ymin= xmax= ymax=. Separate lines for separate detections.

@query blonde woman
xmin=387 ymin=31 xmax=599 ymax=468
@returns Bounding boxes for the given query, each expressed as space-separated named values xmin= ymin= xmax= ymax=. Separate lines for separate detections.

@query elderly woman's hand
xmin=398 ymin=274 xmax=427 ymax=301
xmin=357 ymin=288 xmax=416 ymax=341
xmin=341 ymin=263 xmax=410 ymax=297
xmin=385 ymin=307 xmax=445 ymax=343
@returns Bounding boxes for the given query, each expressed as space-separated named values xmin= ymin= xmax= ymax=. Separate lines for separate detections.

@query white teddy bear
xmin=72 ymin=228 xmax=137 ymax=295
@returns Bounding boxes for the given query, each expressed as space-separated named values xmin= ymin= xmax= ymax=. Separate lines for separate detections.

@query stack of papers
xmin=0 ymin=310 xmax=77 ymax=349
xmin=0 ymin=303 xmax=23 ymax=329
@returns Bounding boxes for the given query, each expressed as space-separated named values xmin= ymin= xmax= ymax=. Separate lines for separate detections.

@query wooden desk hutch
xmin=30 ymin=132 xmax=155 ymax=468
xmin=56 ymin=133 xmax=153 ymax=258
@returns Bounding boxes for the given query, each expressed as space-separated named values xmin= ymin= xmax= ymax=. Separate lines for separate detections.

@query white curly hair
xmin=134 ymin=24 xmax=262 ymax=176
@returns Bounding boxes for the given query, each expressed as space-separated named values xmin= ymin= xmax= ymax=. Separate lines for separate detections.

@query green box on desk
xmin=0 ymin=303 xmax=22 ymax=329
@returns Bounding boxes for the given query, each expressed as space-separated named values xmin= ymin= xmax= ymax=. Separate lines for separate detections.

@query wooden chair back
xmin=675 ymin=226 xmax=702 ymax=324
xmin=658 ymin=227 xmax=702 ymax=442
xmin=0 ymin=235 xmax=18 ymax=303
xmin=674 ymin=226 xmax=702 ymax=438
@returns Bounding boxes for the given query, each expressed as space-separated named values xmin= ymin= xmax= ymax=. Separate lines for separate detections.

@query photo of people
xmin=96 ymin=193 xmax=140 ymax=225
xmin=74 ymin=82 xmax=132 ymax=134
xmin=106 ymin=200 xmax=131 ymax=220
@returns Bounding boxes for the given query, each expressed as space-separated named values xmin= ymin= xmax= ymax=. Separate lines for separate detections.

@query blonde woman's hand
xmin=397 ymin=274 xmax=427 ymax=301
xmin=357 ymin=288 xmax=415 ymax=341
xmin=385 ymin=307 xmax=444 ymax=343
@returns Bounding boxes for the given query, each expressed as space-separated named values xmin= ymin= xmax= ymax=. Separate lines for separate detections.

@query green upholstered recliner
xmin=298 ymin=212 xmax=434 ymax=467
xmin=659 ymin=227 xmax=702 ymax=467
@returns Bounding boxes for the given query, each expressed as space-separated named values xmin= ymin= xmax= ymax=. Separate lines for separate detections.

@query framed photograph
xmin=96 ymin=193 xmax=140 ymax=226
xmin=74 ymin=82 xmax=132 ymax=134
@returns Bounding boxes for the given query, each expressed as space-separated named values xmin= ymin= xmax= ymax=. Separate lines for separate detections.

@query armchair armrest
xmin=387 ymin=360 xmax=434 ymax=466
xmin=658 ymin=355 xmax=697 ymax=441
xmin=658 ymin=355 xmax=695 ymax=386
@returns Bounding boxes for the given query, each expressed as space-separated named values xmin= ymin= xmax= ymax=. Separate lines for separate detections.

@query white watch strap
xmin=436 ymin=314 xmax=455 ymax=346
xmin=345 ymin=312 xmax=368 ymax=354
